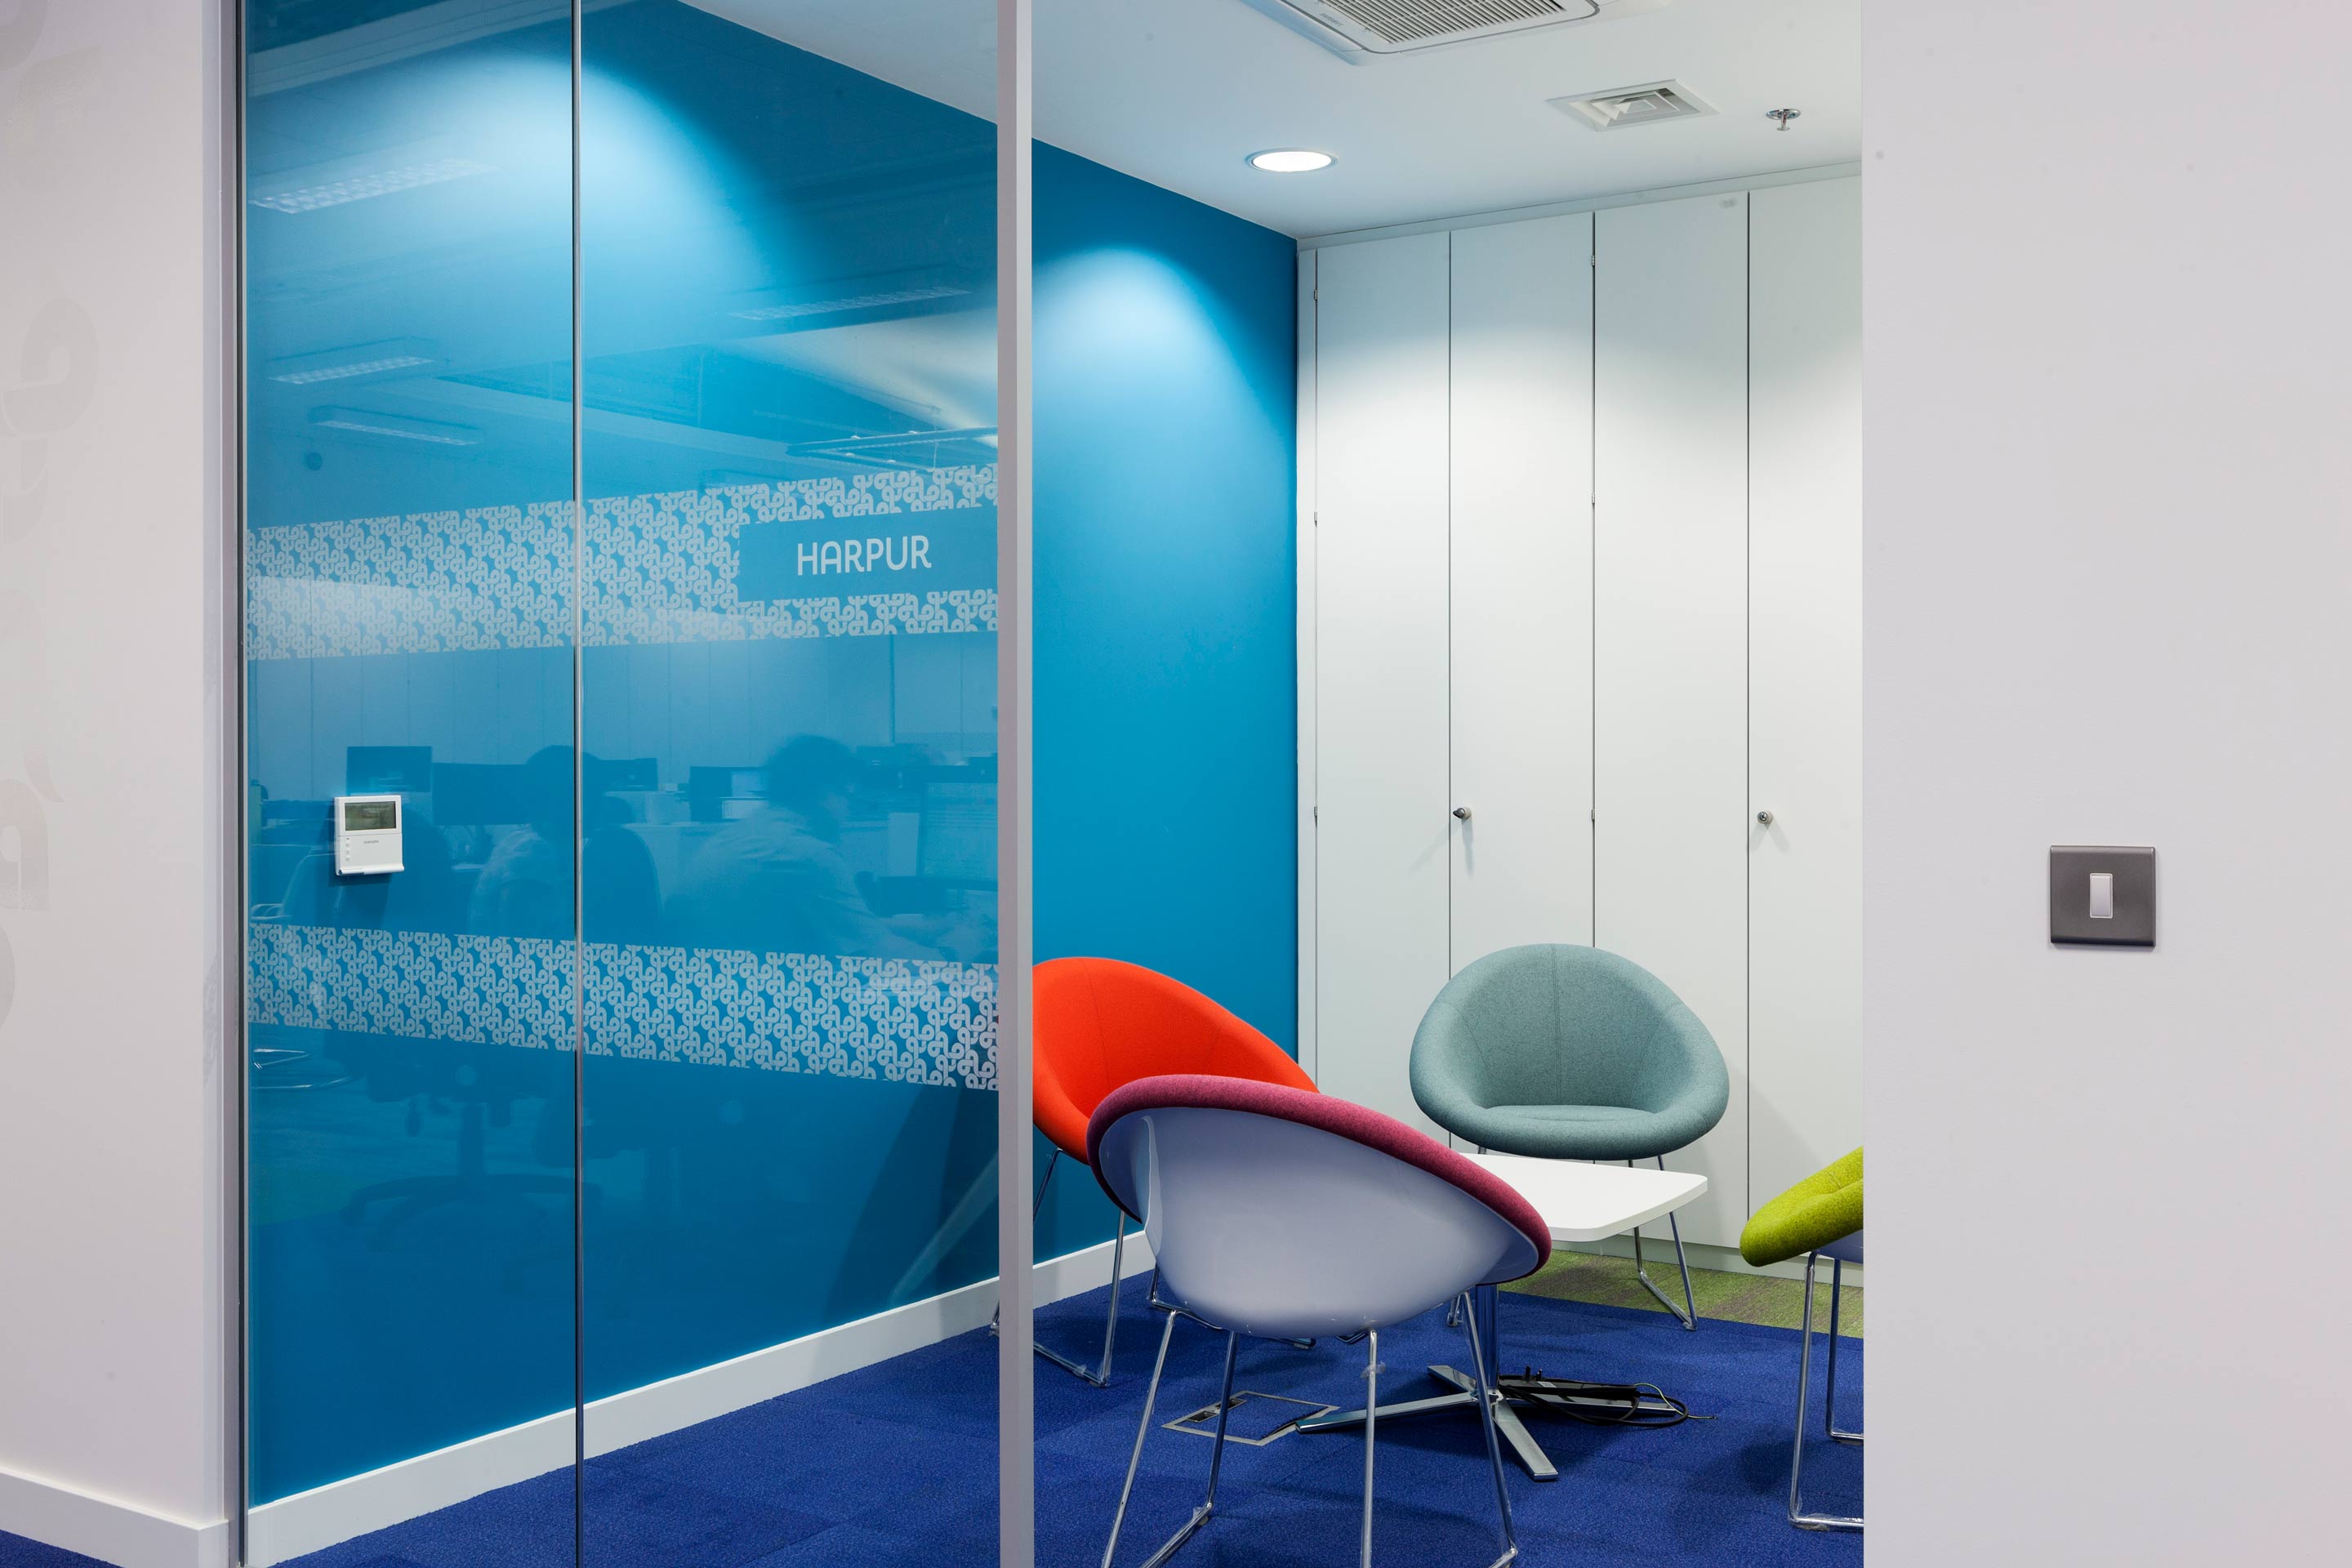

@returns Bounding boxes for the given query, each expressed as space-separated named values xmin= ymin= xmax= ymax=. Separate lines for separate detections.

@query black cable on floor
xmin=1496 ymin=1370 xmax=1715 ymax=1429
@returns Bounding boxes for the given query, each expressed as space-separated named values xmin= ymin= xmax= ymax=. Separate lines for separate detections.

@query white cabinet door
xmin=1749 ymin=178 xmax=1864 ymax=1206
xmin=1312 ymin=232 xmax=1453 ymax=1138
xmin=1595 ymin=193 xmax=1749 ymax=1245
xmin=1450 ymin=215 xmax=1595 ymax=969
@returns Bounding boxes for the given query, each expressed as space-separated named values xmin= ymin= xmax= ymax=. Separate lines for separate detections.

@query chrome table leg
xmin=1459 ymin=1293 xmax=1521 ymax=1568
xmin=1628 ymin=1157 xmax=1698 ymax=1330
xmin=1359 ymin=1329 xmax=1379 ymax=1568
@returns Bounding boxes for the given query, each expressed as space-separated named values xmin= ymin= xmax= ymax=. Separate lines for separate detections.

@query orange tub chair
xmin=1027 ymin=956 xmax=1315 ymax=1384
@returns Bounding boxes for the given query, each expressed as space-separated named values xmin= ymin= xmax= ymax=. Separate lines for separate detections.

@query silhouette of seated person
xmin=583 ymin=760 xmax=662 ymax=948
xmin=467 ymin=745 xmax=575 ymax=938
xmin=667 ymin=734 xmax=938 ymax=961
xmin=331 ymin=746 xmax=652 ymax=1242
xmin=464 ymin=746 xmax=661 ymax=943
xmin=272 ymin=795 xmax=463 ymax=933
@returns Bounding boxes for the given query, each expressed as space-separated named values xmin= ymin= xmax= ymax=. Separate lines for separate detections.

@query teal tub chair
xmin=1410 ymin=943 xmax=1731 ymax=1328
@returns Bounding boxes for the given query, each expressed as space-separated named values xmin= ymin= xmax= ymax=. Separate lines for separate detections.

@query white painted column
xmin=0 ymin=2 xmax=238 ymax=1566
xmin=1867 ymin=1 xmax=2352 ymax=1557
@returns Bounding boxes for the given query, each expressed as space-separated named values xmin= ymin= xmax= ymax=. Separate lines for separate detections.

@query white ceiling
xmin=692 ymin=0 xmax=1859 ymax=238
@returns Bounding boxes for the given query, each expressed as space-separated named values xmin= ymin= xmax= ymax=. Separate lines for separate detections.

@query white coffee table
xmin=1462 ymin=1153 xmax=1709 ymax=1244
xmin=1297 ymin=1154 xmax=1708 ymax=1481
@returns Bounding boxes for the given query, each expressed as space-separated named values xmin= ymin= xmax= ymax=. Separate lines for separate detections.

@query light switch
xmin=2087 ymin=872 xmax=2115 ymax=920
xmin=2050 ymin=847 xmax=2154 ymax=947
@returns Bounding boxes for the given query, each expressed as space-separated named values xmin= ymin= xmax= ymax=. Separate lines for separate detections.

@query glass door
xmin=244 ymin=5 xmax=1019 ymax=1564
xmin=575 ymin=3 xmax=1005 ymax=1564
xmin=241 ymin=3 xmax=580 ymax=1562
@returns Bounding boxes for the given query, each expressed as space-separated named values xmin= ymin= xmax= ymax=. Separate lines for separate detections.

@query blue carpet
xmin=0 ymin=1537 xmax=109 ymax=1568
xmin=3 ymin=1281 xmax=1860 ymax=1567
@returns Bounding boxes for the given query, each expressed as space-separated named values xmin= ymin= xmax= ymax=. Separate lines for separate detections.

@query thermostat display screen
xmin=333 ymin=794 xmax=405 ymax=875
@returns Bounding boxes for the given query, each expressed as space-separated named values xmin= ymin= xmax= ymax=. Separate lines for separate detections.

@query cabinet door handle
xmin=1453 ymin=807 xmax=1472 ymax=822
xmin=1756 ymin=809 xmax=1775 ymax=827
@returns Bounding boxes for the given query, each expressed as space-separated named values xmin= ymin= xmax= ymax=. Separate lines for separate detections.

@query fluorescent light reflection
xmin=270 ymin=355 xmax=436 ymax=385
xmin=251 ymin=157 xmax=497 ymax=214
xmin=310 ymin=411 xmax=480 ymax=447
xmin=730 ymin=285 xmax=969 ymax=323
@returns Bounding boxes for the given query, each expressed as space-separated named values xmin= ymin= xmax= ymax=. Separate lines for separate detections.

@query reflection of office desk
xmin=625 ymin=814 xmax=953 ymax=909
xmin=621 ymin=821 xmax=729 ymax=903
xmin=842 ymin=812 xmax=920 ymax=880
xmin=1300 ymin=1156 xmax=1708 ymax=1481
xmin=918 ymin=783 xmax=993 ymax=884
xmin=329 ymin=1033 xmax=580 ymax=1250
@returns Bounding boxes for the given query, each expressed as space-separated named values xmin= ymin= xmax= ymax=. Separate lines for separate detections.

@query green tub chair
xmin=1740 ymin=1147 xmax=1864 ymax=1531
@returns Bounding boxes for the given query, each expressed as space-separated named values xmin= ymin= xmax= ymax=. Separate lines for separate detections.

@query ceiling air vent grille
xmin=1325 ymin=0 xmax=1580 ymax=46
xmin=1240 ymin=0 xmax=1652 ymax=61
xmin=1550 ymin=79 xmax=1716 ymax=131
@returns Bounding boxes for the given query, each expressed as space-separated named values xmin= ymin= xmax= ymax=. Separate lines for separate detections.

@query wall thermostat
xmin=333 ymin=794 xmax=404 ymax=875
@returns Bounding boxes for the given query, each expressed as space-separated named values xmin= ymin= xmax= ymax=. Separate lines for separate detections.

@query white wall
xmin=0 ymin=2 xmax=234 ymax=1566
xmin=1865 ymin=4 xmax=2350 ymax=1561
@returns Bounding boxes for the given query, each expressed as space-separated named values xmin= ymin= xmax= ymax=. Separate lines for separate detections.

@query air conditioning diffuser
xmin=1237 ymin=0 xmax=1668 ymax=63
xmin=1551 ymin=79 xmax=1716 ymax=130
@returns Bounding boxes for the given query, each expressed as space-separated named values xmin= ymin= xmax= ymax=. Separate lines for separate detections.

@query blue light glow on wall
xmin=1033 ymin=144 xmax=1300 ymax=1258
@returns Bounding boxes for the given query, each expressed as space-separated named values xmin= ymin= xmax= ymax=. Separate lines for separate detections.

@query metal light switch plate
xmin=2050 ymin=846 xmax=2155 ymax=947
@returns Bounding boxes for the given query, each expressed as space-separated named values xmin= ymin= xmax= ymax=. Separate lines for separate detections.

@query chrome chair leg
xmin=1103 ymin=1311 xmax=1175 ymax=1568
xmin=1107 ymin=1303 xmax=1523 ymax=1568
xmin=1360 ymin=1329 xmax=1380 ymax=1568
xmin=1200 ymin=1332 xmax=1241 ymax=1512
xmin=1037 ymin=1211 xmax=1126 ymax=1386
xmin=992 ymin=1148 xmax=1063 ymax=1330
xmin=1103 ymin=1313 xmax=1236 ymax=1568
xmin=1788 ymin=1251 xmax=1863 ymax=1532
xmin=1627 ymin=1156 xmax=1699 ymax=1330
xmin=1004 ymin=1148 xmax=1126 ymax=1387
xmin=1458 ymin=1294 xmax=1521 ymax=1568
xmin=1826 ymin=1254 xmax=1863 ymax=1445
xmin=1150 ymin=1270 xmax=1314 ymax=1351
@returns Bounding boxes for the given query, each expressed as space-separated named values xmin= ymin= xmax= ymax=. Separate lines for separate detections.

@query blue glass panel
xmin=243 ymin=0 xmax=577 ymax=1524
xmin=576 ymin=3 xmax=996 ymax=1561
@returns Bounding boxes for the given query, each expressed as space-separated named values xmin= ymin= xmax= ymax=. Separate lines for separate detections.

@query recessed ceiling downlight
xmin=1249 ymin=149 xmax=1334 ymax=173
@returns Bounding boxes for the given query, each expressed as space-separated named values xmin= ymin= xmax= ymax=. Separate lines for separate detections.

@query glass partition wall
xmin=242 ymin=3 xmax=1013 ymax=1565
xmin=573 ymin=2 xmax=1004 ymax=1562
xmin=242 ymin=7 xmax=580 ymax=1553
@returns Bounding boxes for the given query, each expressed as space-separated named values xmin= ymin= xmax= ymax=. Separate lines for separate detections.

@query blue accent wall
xmin=1031 ymin=148 xmax=1299 ymax=1258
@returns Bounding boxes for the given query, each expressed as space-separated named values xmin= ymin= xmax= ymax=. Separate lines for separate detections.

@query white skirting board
xmin=243 ymin=1234 xmax=1150 ymax=1567
xmin=0 ymin=1464 xmax=232 ymax=1568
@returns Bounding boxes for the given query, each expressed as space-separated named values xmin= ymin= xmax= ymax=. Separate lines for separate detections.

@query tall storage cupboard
xmin=1593 ymin=192 xmax=1753 ymax=1244
xmin=1303 ymin=176 xmax=1861 ymax=1253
